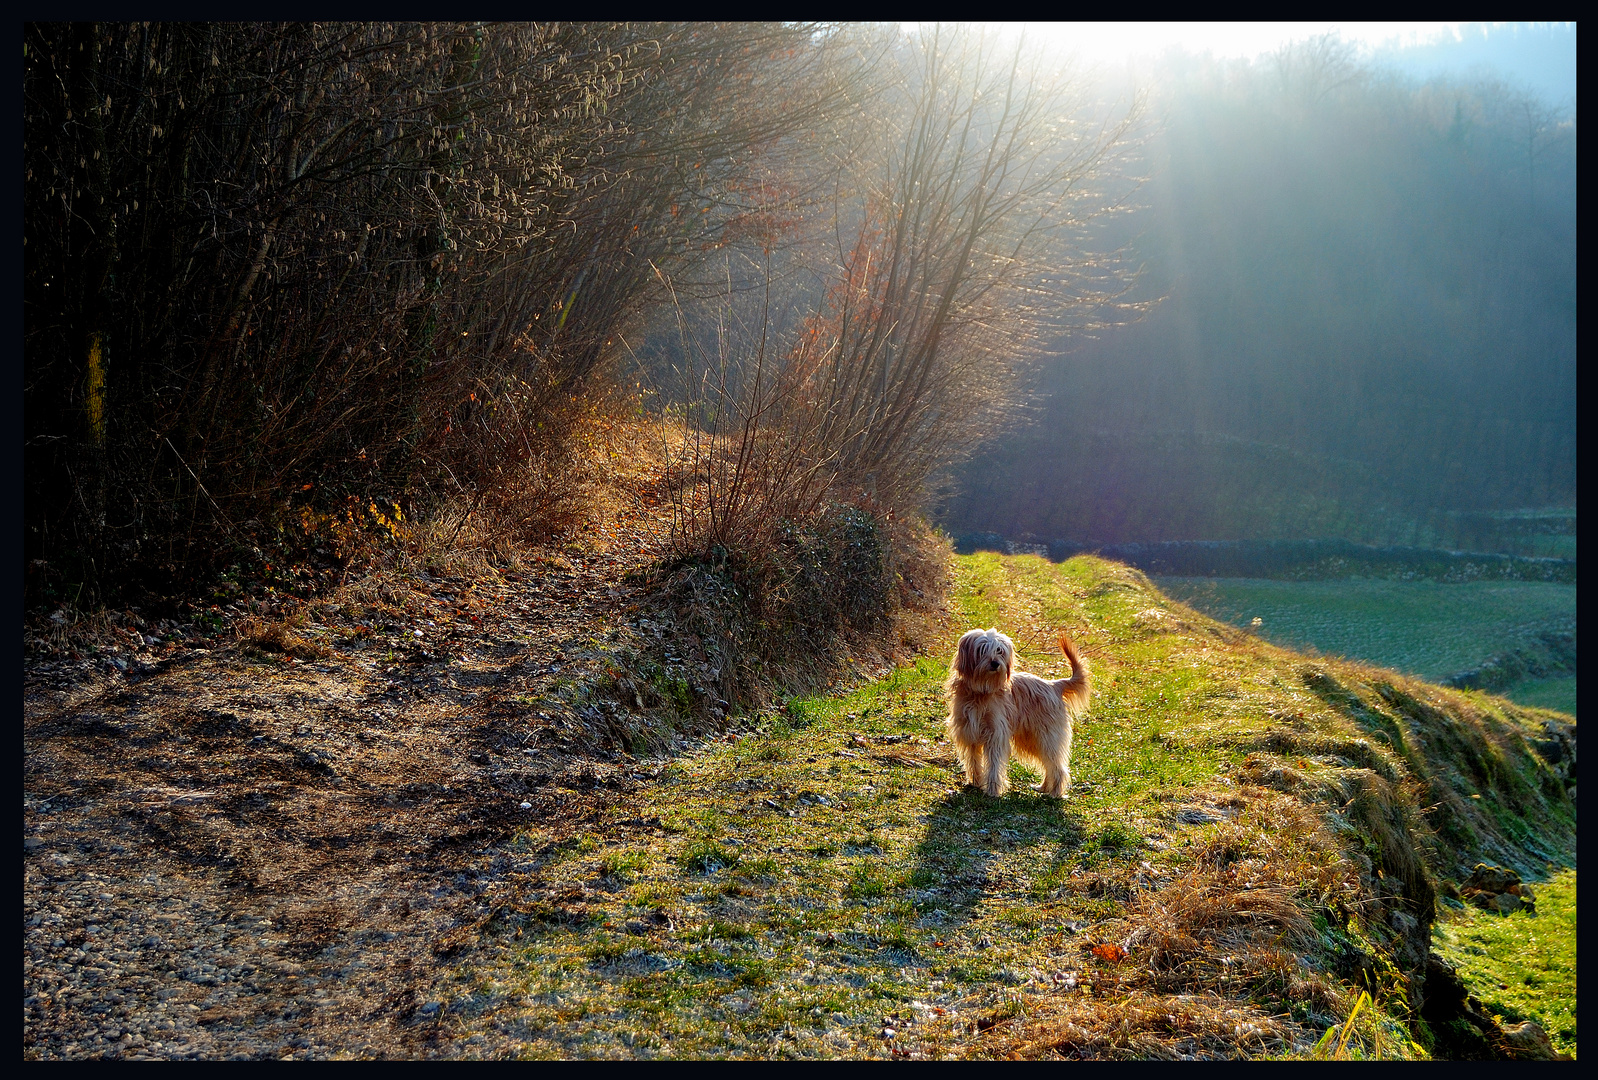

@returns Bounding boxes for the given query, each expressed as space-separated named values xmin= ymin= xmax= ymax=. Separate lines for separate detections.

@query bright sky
xmin=1008 ymin=22 xmax=1470 ymax=65
xmin=920 ymin=22 xmax=1577 ymax=103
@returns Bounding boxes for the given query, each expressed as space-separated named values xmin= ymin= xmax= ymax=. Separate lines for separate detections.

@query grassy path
xmin=444 ymin=554 xmax=1574 ymax=1059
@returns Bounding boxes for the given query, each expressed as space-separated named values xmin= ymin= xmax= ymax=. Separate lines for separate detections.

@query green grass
xmin=1432 ymin=870 xmax=1577 ymax=1058
xmin=456 ymin=553 xmax=1574 ymax=1059
xmin=1156 ymin=576 xmax=1576 ymax=714
xmin=1504 ymin=676 xmax=1576 ymax=715
xmin=602 ymin=849 xmax=651 ymax=880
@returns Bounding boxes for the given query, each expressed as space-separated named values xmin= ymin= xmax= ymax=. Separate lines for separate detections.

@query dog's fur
xmin=945 ymin=628 xmax=1090 ymax=798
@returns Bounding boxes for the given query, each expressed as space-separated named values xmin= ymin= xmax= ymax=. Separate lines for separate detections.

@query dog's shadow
xmin=908 ymin=781 xmax=1085 ymax=928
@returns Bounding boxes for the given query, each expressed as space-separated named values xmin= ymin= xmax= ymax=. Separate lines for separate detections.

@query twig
xmin=165 ymin=438 xmax=239 ymax=540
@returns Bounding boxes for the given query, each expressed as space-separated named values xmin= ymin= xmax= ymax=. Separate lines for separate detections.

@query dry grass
xmin=312 ymin=415 xmax=672 ymax=631
xmin=970 ymin=992 xmax=1303 ymax=1060
xmin=23 ymin=606 xmax=125 ymax=658
xmin=1127 ymin=863 xmax=1345 ymax=1013
xmin=235 ymin=615 xmax=333 ymax=661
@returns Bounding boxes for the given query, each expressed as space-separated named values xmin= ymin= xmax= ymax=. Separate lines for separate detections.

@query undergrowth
xmin=624 ymin=503 xmax=950 ymax=725
xmin=23 ymin=412 xmax=642 ymax=662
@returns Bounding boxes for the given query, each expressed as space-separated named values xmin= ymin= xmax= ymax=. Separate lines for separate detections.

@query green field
xmin=1433 ymin=870 xmax=1578 ymax=1059
xmin=1154 ymin=577 xmax=1577 ymax=715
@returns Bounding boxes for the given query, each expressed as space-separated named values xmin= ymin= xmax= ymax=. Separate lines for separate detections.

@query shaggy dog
xmin=945 ymin=629 xmax=1090 ymax=798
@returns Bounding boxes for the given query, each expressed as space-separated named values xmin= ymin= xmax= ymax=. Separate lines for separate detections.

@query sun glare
xmin=950 ymin=22 xmax=1472 ymax=68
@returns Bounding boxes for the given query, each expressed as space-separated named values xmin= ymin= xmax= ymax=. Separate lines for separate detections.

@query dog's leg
xmin=956 ymin=703 xmax=995 ymax=789
xmin=983 ymin=726 xmax=1010 ymax=797
xmin=1039 ymin=760 xmax=1062 ymax=797
xmin=950 ymin=728 xmax=976 ymax=788
xmin=1056 ymin=718 xmax=1073 ymax=796
xmin=950 ymin=712 xmax=978 ymax=788
xmin=1032 ymin=751 xmax=1066 ymax=797
xmin=1039 ymin=723 xmax=1071 ymax=797
xmin=1040 ymin=758 xmax=1071 ymax=797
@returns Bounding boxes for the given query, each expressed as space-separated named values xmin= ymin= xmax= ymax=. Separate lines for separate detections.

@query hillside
xmin=28 ymin=545 xmax=1573 ymax=1059
xmin=418 ymin=552 xmax=1571 ymax=1059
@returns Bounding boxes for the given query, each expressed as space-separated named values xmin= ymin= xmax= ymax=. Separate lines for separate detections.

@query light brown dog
xmin=945 ymin=628 xmax=1090 ymax=798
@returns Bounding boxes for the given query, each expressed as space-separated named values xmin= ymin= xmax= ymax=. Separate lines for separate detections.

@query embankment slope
xmin=459 ymin=552 xmax=1574 ymax=1059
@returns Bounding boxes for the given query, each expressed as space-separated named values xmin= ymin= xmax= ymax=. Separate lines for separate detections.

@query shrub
xmin=23 ymin=22 xmax=871 ymax=604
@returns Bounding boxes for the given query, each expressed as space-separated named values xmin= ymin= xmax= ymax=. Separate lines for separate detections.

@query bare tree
xmin=664 ymin=25 xmax=1144 ymax=555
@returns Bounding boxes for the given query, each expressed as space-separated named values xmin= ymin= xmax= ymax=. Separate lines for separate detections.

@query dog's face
xmin=953 ymin=627 xmax=1014 ymax=692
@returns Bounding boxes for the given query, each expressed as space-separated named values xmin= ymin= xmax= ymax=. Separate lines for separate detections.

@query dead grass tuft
xmin=1188 ymin=789 xmax=1354 ymax=897
xmin=25 ymin=606 xmax=126 ymax=658
xmin=975 ymin=992 xmax=1304 ymax=1060
xmin=1115 ymin=789 xmax=1356 ymax=1009
xmin=235 ymin=616 xmax=333 ymax=661
xmin=1131 ymin=877 xmax=1309 ymax=968
xmin=1343 ymin=772 xmax=1435 ymax=907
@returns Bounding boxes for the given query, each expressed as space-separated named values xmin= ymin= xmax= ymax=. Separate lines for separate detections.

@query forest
xmin=942 ymin=37 xmax=1577 ymax=551
xmin=24 ymin=26 xmax=1575 ymax=607
xmin=24 ymin=22 xmax=1140 ymax=614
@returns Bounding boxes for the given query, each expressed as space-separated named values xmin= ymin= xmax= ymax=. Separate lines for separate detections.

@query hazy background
xmin=938 ymin=23 xmax=1576 ymax=557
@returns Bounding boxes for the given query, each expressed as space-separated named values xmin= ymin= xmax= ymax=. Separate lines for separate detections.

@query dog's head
xmin=952 ymin=627 xmax=1014 ymax=693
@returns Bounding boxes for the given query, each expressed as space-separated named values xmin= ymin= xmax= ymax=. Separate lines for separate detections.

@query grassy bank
xmin=448 ymin=553 xmax=1574 ymax=1059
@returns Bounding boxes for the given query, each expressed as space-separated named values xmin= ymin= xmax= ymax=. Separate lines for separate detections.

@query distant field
xmin=1154 ymin=577 xmax=1577 ymax=715
xmin=1504 ymin=676 xmax=1577 ymax=715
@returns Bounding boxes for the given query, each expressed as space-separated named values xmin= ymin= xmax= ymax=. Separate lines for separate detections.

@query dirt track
xmin=22 ymin=538 xmax=689 ymax=1059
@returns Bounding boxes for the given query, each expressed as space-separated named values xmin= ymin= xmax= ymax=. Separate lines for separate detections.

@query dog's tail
xmin=1057 ymin=633 xmax=1091 ymax=715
